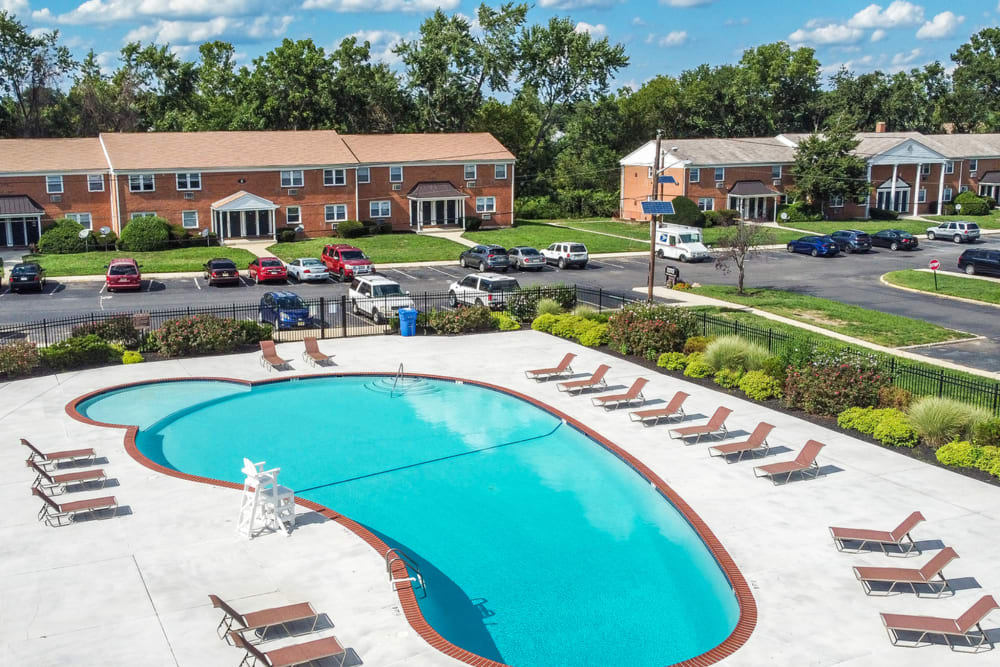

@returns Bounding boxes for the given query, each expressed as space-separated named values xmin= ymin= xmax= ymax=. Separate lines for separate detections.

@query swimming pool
xmin=75 ymin=375 xmax=749 ymax=666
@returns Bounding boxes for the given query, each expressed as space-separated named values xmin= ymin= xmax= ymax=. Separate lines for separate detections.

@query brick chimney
xmin=875 ymin=121 xmax=887 ymax=133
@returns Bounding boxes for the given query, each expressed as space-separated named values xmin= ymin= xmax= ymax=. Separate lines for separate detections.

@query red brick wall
xmin=966 ymin=158 xmax=1000 ymax=199
xmin=685 ymin=165 xmax=792 ymax=215
xmin=619 ymin=165 xmax=683 ymax=220
xmin=0 ymin=173 xmax=113 ymax=228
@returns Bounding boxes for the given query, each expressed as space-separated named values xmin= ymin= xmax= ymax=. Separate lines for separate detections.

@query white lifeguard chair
xmin=237 ymin=458 xmax=296 ymax=538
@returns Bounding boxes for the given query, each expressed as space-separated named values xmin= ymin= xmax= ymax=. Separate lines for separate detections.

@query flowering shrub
xmin=713 ymin=367 xmax=743 ymax=388
xmin=491 ymin=312 xmax=521 ymax=331
xmin=40 ymin=335 xmax=118 ymax=370
xmin=0 ymin=340 xmax=40 ymax=377
xmin=531 ymin=313 xmax=559 ymax=333
xmin=71 ymin=315 xmax=142 ymax=348
xmin=656 ymin=351 xmax=688 ymax=371
xmin=122 ymin=350 xmax=144 ymax=364
xmin=427 ymin=306 xmax=495 ymax=334
xmin=607 ymin=303 xmax=697 ymax=359
xmin=877 ymin=385 xmax=913 ymax=410
xmin=153 ymin=315 xmax=247 ymax=357
xmin=578 ymin=323 xmax=608 ymax=347
xmin=738 ymin=370 xmax=783 ymax=401
xmin=783 ymin=359 xmax=889 ymax=416
xmin=683 ymin=353 xmax=714 ymax=378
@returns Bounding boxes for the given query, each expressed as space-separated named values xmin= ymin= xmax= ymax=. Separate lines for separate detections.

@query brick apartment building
xmin=619 ymin=125 xmax=1000 ymax=222
xmin=0 ymin=130 xmax=515 ymax=247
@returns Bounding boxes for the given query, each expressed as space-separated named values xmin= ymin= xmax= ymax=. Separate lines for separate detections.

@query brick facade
xmin=0 ymin=173 xmax=113 ymax=229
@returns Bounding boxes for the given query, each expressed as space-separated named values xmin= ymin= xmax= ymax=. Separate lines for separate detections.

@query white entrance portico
xmin=211 ymin=191 xmax=280 ymax=242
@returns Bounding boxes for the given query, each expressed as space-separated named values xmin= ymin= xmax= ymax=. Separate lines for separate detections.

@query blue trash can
xmin=399 ymin=308 xmax=418 ymax=337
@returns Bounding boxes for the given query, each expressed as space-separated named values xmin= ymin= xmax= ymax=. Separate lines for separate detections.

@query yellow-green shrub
xmin=578 ymin=323 xmax=609 ymax=347
xmin=713 ymin=367 xmax=743 ymax=388
xmin=491 ymin=312 xmax=521 ymax=331
xmin=657 ymin=351 xmax=688 ymax=370
xmin=738 ymin=370 xmax=783 ymax=400
xmin=683 ymin=336 xmax=713 ymax=354
xmin=531 ymin=313 xmax=559 ymax=333
xmin=683 ymin=353 xmax=714 ymax=378
xmin=122 ymin=350 xmax=144 ymax=364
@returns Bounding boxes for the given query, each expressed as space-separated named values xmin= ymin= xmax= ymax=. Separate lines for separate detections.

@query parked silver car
xmin=926 ymin=221 xmax=980 ymax=243
xmin=286 ymin=258 xmax=330 ymax=282
xmin=507 ymin=246 xmax=546 ymax=271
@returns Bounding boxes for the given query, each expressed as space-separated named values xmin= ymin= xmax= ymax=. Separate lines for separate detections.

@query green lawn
xmin=688 ymin=284 xmax=972 ymax=347
xmin=702 ymin=227 xmax=805 ymax=245
xmin=883 ymin=270 xmax=1000 ymax=305
xmin=783 ymin=220 xmax=930 ymax=236
xmin=24 ymin=246 xmax=258 ymax=277
xmin=923 ymin=209 xmax=1000 ymax=228
xmin=532 ymin=218 xmax=803 ymax=245
xmin=464 ymin=221 xmax=648 ymax=253
xmin=268 ymin=233 xmax=467 ymax=264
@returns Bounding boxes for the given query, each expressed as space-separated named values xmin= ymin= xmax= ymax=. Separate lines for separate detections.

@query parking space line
xmin=0 ymin=287 xmax=8 ymax=298
xmin=598 ymin=261 xmax=625 ymax=269
xmin=425 ymin=266 xmax=458 ymax=277
xmin=193 ymin=277 xmax=201 ymax=290
xmin=98 ymin=283 xmax=106 ymax=294
xmin=389 ymin=268 xmax=418 ymax=280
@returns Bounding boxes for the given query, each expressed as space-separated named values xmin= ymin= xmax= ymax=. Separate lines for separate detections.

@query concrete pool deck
xmin=2 ymin=330 xmax=999 ymax=666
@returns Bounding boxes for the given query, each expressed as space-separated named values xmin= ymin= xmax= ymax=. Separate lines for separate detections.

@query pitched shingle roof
xmin=341 ymin=133 xmax=515 ymax=164
xmin=922 ymin=134 xmax=1000 ymax=158
xmin=407 ymin=181 xmax=468 ymax=198
xmin=0 ymin=138 xmax=108 ymax=174
xmin=621 ymin=137 xmax=795 ymax=167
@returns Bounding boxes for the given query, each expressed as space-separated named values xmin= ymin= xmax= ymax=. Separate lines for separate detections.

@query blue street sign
xmin=657 ymin=175 xmax=677 ymax=184
xmin=641 ymin=200 xmax=675 ymax=215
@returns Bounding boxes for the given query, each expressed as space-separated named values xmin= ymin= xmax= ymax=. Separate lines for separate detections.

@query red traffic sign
xmin=929 ymin=259 xmax=940 ymax=270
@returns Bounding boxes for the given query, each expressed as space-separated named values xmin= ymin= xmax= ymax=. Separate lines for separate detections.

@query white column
xmin=913 ymin=164 xmax=921 ymax=217
xmin=864 ymin=163 xmax=872 ymax=219
xmin=890 ymin=164 xmax=898 ymax=212
xmin=417 ymin=202 xmax=423 ymax=232
xmin=936 ymin=163 xmax=946 ymax=215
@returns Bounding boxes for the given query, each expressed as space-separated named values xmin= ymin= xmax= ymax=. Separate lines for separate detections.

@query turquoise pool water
xmin=80 ymin=377 xmax=740 ymax=666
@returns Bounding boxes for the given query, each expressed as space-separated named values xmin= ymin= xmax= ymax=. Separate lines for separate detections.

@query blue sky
xmin=8 ymin=0 xmax=1000 ymax=90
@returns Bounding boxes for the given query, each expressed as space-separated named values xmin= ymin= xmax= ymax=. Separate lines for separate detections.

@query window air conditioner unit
xmin=392 ymin=183 xmax=401 ymax=191
xmin=184 ymin=192 xmax=195 ymax=200
xmin=715 ymin=181 xmax=725 ymax=188
xmin=482 ymin=213 xmax=491 ymax=220
xmin=466 ymin=181 xmax=476 ymax=188
xmin=50 ymin=194 xmax=62 ymax=203
xmin=287 ymin=189 xmax=299 ymax=195
xmin=970 ymin=171 xmax=977 ymax=176
xmin=772 ymin=179 xmax=782 ymax=186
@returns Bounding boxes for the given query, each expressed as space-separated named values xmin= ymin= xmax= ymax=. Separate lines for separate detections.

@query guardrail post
xmin=319 ymin=297 xmax=326 ymax=339
xmin=340 ymin=295 xmax=347 ymax=337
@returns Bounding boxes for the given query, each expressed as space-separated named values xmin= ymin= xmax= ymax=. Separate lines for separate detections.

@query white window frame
xmin=87 ymin=174 xmax=104 ymax=192
xmin=370 ymin=200 xmax=391 ymax=218
xmin=945 ymin=161 xmax=954 ymax=174
xmin=66 ymin=212 xmax=92 ymax=229
xmin=830 ymin=195 xmax=845 ymax=208
xmin=323 ymin=168 xmax=346 ymax=187
xmin=495 ymin=163 xmax=507 ymax=179
xmin=389 ymin=166 xmax=403 ymax=183
xmin=129 ymin=174 xmax=155 ymax=192
xmin=175 ymin=172 xmax=201 ymax=191
xmin=697 ymin=197 xmax=714 ymax=211
xmin=689 ymin=168 xmax=700 ymax=183
xmin=46 ymin=175 xmax=64 ymax=194
xmin=286 ymin=206 xmax=301 ymax=225
xmin=280 ymin=170 xmax=304 ymax=188
xmin=771 ymin=165 xmax=781 ymax=180
xmin=943 ymin=187 xmax=953 ymax=202
xmin=181 ymin=210 xmax=199 ymax=229
xmin=464 ymin=164 xmax=477 ymax=180
xmin=130 ymin=211 xmax=156 ymax=219
xmin=476 ymin=196 xmax=496 ymax=213
xmin=356 ymin=167 xmax=370 ymax=184
xmin=918 ymin=188 xmax=927 ymax=203
xmin=969 ymin=159 xmax=978 ymax=173
xmin=714 ymin=167 xmax=725 ymax=182
xmin=325 ymin=204 xmax=348 ymax=223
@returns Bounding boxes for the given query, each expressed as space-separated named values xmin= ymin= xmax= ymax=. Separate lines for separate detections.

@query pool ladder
xmin=390 ymin=363 xmax=404 ymax=397
xmin=385 ymin=548 xmax=426 ymax=597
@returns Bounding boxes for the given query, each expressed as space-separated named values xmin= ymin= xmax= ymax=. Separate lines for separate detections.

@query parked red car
xmin=105 ymin=258 xmax=141 ymax=292
xmin=248 ymin=257 xmax=287 ymax=284
xmin=321 ymin=243 xmax=375 ymax=281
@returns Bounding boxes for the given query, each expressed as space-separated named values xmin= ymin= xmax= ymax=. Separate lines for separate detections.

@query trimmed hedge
xmin=38 ymin=218 xmax=90 ymax=254
xmin=935 ymin=441 xmax=1000 ymax=478
xmin=120 ymin=215 xmax=170 ymax=252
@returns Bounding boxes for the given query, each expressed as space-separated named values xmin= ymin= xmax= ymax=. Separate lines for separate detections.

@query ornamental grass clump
xmin=535 ymin=298 xmax=563 ymax=316
xmin=703 ymin=335 xmax=768 ymax=372
xmin=906 ymin=397 xmax=991 ymax=448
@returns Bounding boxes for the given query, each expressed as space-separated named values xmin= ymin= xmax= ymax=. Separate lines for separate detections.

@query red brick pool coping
xmin=66 ymin=372 xmax=757 ymax=667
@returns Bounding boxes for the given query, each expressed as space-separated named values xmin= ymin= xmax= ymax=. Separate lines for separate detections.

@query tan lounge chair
xmin=854 ymin=547 xmax=959 ymax=597
xmin=21 ymin=438 xmax=95 ymax=469
xmin=591 ymin=377 xmax=648 ymax=410
xmin=830 ymin=511 xmax=925 ymax=557
xmin=230 ymin=631 xmax=346 ymax=667
xmin=32 ymin=487 xmax=117 ymax=527
xmin=260 ymin=341 xmax=291 ymax=372
xmin=525 ymin=353 xmax=576 ymax=381
xmin=209 ymin=595 xmax=319 ymax=645
xmin=881 ymin=595 xmax=998 ymax=651
xmin=629 ymin=391 xmax=688 ymax=426
xmin=707 ymin=422 xmax=774 ymax=462
xmin=27 ymin=459 xmax=106 ymax=494
xmin=301 ymin=337 xmax=333 ymax=367
xmin=556 ymin=364 xmax=610 ymax=395
xmin=667 ymin=406 xmax=732 ymax=444
xmin=753 ymin=439 xmax=825 ymax=484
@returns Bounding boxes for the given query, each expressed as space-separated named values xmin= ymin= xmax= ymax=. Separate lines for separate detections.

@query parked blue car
xmin=259 ymin=291 xmax=311 ymax=329
xmin=786 ymin=235 xmax=840 ymax=257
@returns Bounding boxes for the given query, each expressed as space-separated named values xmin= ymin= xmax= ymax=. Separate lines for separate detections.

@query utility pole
xmin=646 ymin=130 xmax=663 ymax=302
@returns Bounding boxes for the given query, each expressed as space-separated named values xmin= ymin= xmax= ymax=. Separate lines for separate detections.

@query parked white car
xmin=541 ymin=242 xmax=589 ymax=269
xmin=286 ymin=258 xmax=330 ymax=282
xmin=448 ymin=273 xmax=520 ymax=309
xmin=349 ymin=275 xmax=414 ymax=323
xmin=926 ymin=221 xmax=981 ymax=243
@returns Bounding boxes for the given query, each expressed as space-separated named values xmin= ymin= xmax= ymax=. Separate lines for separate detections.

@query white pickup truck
xmin=654 ymin=224 xmax=711 ymax=263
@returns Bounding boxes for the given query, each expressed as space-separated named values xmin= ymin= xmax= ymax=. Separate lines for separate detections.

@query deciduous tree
xmin=713 ymin=222 xmax=775 ymax=295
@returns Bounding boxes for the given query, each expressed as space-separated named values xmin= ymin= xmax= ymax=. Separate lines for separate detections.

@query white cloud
xmin=658 ymin=30 xmax=688 ymax=47
xmin=789 ymin=23 xmax=864 ymax=45
xmin=916 ymin=11 xmax=964 ymax=39
xmin=870 ymin=28 xmax=887 ymax=42
xmin=342 ymin=29 xmax=406 ymax=65
xmin=848 ymin=1 xmax=924 ymax=29
xmin=124 ymin=15 xmax=293 ymax=44
xmin=891 ymin=47 xmax=921 ymax=65
xmin=535 ymin=0 xmax=617 ymax=8
xmin=725 ymin=17 xmax=750 ymax=25
xmin=660 ymin=0 xmax=713 ymax=6
xmin=821 ymin=54 xmax=877 ymax=75
xmin=631 ymin=17 xmax=645 ymax=26
xmin=0 ymin=0 xmax=29 ymax=15
xmin=574 ymin=22 xmax=607 ymax=37
xmin=57 ymin=0 xmax=278 ymax=25
xmin=32 ymin=8 xmax=54 ymax=21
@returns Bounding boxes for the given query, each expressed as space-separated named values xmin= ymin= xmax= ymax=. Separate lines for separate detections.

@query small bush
xmin=93 ymin=228 xmax=117 ymax=249
xmin=121 ymin=350 xmax=144 ymax=364
xmin=683 ymin=336 xmax=713 ymax=354
xmin=578 ymin=323 xmax=609 ymax=347
xmin=907 ymin=396 xmax=991 ymax=448
xmin=713 ymin=367 xmax=744 ymax=388
xmin=972 ymin=418 xmax=1000 ymax=448
xmin=872 ymin=412 xmax=919 ymax=448
xmin=337 ymin=220 xmax=365 ymax=238
xmin=868 ymin=207 xmax=899 ymax=220
xmin=0 ymin=340 xmax=40 ymax=377
xmin=539 ymin=283 xmax=577 ymax=311
xmin=702 ymin=210 xmax=720 ymax=228
xmin=662 ymin=195 xmax=704 ymax=227
xmin=551 ymin=315 xmax=584 ymax=339
xmin=572 ymin=305 xmax=598 ymax=319
xmin=953 ymin=190 xmax=989 ymax=216
xmin=39 ymin=334 xmax=117 ymax=370
xmin=716 ymin=209 xmax=739 ymax=226
xmin=703 ymin=335 xmax=769 ymax=372
xmin=167 ymin=223 xmax=189 ymax=240
xmin=573 ymin=317 xmax=600 ymax=338
xmin=784 ymin=358 xmax=889 ymax=416
xmin=505 ymin=290 xmax=539 ymax=321
xmin=515 ymin=195 xmax=561 ymax=219
xmin=531 ymin=313 xmax=559 ymax=333
xmin=878 ymin=385 xmax=913 ymax=410
xmin=38 ymin=218 xmax=90 ymax=254
xmin=428 ymin=306 xmax=496 ymax=334
xmin=464 ymin=217 xmax=482 ymax=231
xmin=71 ymin=315 xmax=142 ymax=349
xmin=838 ymin=407 xmax=881 ymax=434
xmin=235 ymin=320 xmax=273 ymax=344
xmin=608 ymin=302 xmax=698 ymax=358
xmin=276 ymin=227 xmax=298 ymax=243
xmin=760 ymin=356 xmax=787 ymax=384
xmin=738 ymin=370 xmax=783 ymax=400
xmin=120 ymin=215 xmax=170 ymax=252
xmin=153 ymin=315 xmax=246 ymax=357
xmin=657 ymin=351 xmax=688 ymax=370
xmin=536 ymin=298 xmax=563 ymax=316
xmin=683 ymin=353 xmax=714 ymax=378
xmin=777 ymin=201 xmax=823 ymax=222
xmin=935 ymin=440 xmax=979 ymax=468
xmin=491 ymin=312 xmax=521 ymax=331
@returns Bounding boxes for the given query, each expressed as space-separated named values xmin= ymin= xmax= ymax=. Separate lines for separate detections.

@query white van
xmin=654 ymin=224 xmax=710 ymax=263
